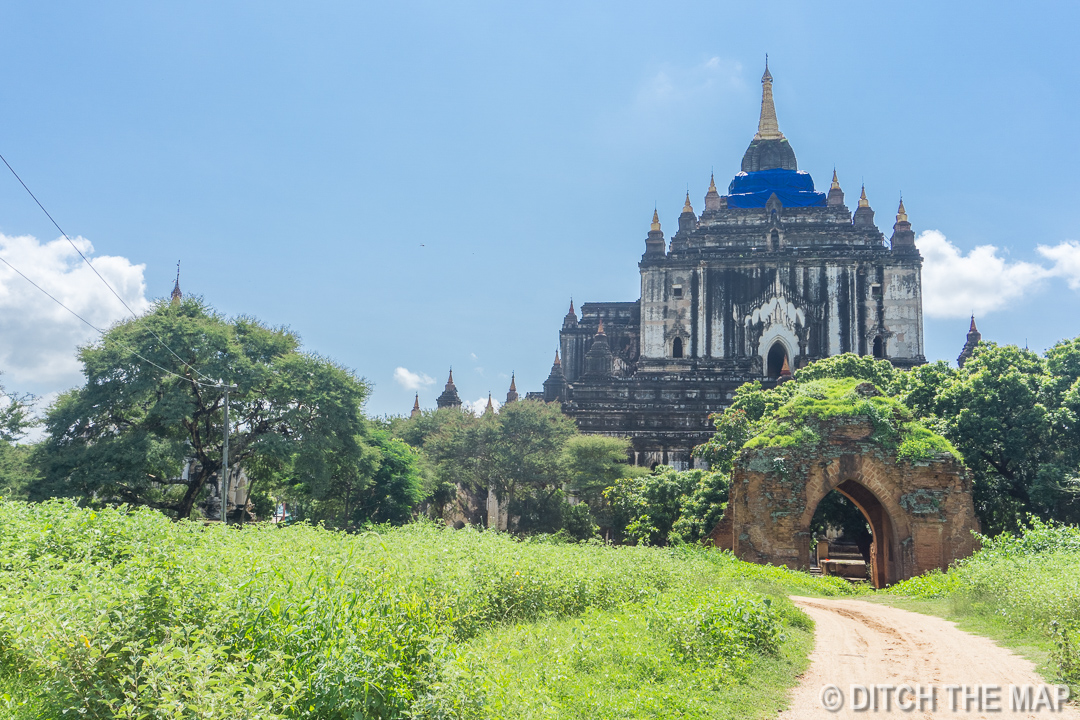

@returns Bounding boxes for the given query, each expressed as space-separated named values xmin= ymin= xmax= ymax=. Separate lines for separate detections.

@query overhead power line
xmin=0 ymin=252 xmax=219 ymax=388
xmin=0 ymin=151 xmax=220 ymax=386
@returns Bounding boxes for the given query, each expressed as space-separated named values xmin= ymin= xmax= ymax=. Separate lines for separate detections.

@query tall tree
xmin=37 ymin=298 xmax=371 ymax=520
xmin=0 ymin=376 xmax=37 ymax=499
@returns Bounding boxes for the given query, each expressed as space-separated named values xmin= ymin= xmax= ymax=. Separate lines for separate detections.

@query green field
xmin=0 ymin=500 xmax=853 ymax=720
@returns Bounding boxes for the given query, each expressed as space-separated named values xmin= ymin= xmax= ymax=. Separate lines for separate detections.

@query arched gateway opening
xmin=707 ymin=417 xmax=979 ymax=589
xmin=808 ymin=481 xmax=893 ymax=587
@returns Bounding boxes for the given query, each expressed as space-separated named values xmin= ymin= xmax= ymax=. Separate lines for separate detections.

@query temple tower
xmin=436 ymin=369 xmax=462 ymax=409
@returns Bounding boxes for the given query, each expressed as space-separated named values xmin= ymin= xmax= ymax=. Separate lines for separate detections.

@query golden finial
xmin=831 ymin=169 xmax=840 ymax=190
xmin=708 ymin=172 xmax=717 ymax=193
xmin=597 ymin=318 xmax=605 ymax=335
xmin=170 ymin=261 xmax=182 ymax=306
xmin=553 ymin=349 xmax=561 ymax=365
xmin=754 ymin=58 xmax=783 ymax=141
xmin=682 ymin=191 xmax=694 ymax=214
xmin=896 ymin=197 xmax=907 ymax=223
xmin=858 ymin=185 xmax=869 ymax=209
xmin=650 ymin=209 xmax=661 ymax=232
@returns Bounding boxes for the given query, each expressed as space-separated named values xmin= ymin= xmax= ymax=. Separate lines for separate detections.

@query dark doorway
xmin=811 ymin=490 xmax=872 ymax=580
xmin=766 ymin=342 xmax=788 ymax=378
xmin=769 ymin=230 xmax=780 ymax=250
xmin=810 ymin=480 xmax=894 ymax=588
xmin=873 ymin=336 xmax=885 ymax=359
xmin=672 ymin=337 xmax=683 ymax=358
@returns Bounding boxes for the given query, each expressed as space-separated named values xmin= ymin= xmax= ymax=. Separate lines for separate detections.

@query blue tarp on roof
xmin=726 ymin=168 xmax=826 ymax=208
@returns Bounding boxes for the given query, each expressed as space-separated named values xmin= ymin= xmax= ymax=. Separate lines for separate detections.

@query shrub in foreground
xmin=0 ymin=499 xmax=852 ymax=719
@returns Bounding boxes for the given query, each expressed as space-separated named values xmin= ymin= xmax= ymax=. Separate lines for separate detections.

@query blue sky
xmin=1 ymin=1 xmax=1079 ymax=417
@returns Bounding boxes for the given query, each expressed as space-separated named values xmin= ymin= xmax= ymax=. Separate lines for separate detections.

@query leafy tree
xmin=354 ymin=430 xmax=425 ymax=524
xmin=604 ymin=466 xmax=726 ymax=545
xmin=670 ymin=469 xmax=731 ymax=543
xmin=36 ymin=297 xmax=373 ymax=520
xmin=562 ymin=434 xmax=633 ymax=502
xmin=935 ymin=344 xmax=1054 ymax=532
xmin=0 ymin=376 xmax=37 ymax=499
xmin=392 ymin=400 xmax=578 ymax=530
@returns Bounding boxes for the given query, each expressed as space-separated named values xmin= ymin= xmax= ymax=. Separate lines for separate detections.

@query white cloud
xmin=393 ymin=366 xmax=435 ymax=391
xmin=635 ymin=56 xmax=743 ymax=107
xmin=465 ymin=396 xmax=500 ymax=416
xmin=917 ymin=230 xmax=1052 ymax=318
xmin=0 ymin=233 xmax=149 ymax=392
xmin=1038 ymin=240 xmax=1080 ymax=289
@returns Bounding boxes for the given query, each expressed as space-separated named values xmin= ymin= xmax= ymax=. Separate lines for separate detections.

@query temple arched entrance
xmin=806 ymin=480 xmax=895 ymax=587
xmin=766 ymin=341 xmax=788 ymax=378
xmin=707 ymin=417 xmax=979 ymax=588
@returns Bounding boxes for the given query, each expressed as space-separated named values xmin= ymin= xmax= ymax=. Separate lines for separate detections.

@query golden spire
xmin=708 ymin=172 xmax=717 ymax=193
xmin=553 ymin=349 xmax=561 ymax=365
xmin=780 ymin=355 xmax=792 ymax=377
xmin=170 ymin=261 xmax=182 ymax=306
xmin=682 ymin=191 xmax=694 ymax=214
xmin=754 ymin=58 xmax=784 ymax=141
xmin=650 ymin=209 xmax=661 ymax=232
xmin=896 ymin=197 xmax=908 ymax=223
xmin=858 ymin=185 xmax=869 ymax=208
xmin=597 ymin=318 xmax=605 ymax=335
xmin=831 ymin=169 xmax=840 ymax=190
xmin=509 ymin=373 xmax=517 ymax=392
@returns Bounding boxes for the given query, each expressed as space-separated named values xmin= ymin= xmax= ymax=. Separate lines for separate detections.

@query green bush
xmin=0 ymin=499 xmax=853 ymax=719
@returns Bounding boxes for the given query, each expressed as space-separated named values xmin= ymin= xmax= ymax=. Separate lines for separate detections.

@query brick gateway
xmin=708 ymin=417 xmax=979 ymax=588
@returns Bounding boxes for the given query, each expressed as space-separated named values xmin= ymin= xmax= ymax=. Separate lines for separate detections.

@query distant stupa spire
xmin=682 ymin=191 xmax=694 ymax=214
xmin=896 ymin=197 xmax=908 ymax=223
xmin=831 ymin=169 xmax=840 ymax=190
xmin=650 ymin=209 xmax=661 ymax=232
xmin=754 ymin=57 xmax=784 ymax=141
xmin=858 ymin=185 xmax=870 ymax=208
xmin=170 ymin=261 xmax=182 ymax=306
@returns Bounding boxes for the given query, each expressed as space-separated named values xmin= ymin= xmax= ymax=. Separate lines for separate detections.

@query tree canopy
xmin=34 ymin=297 xmax=417 ymax=524
xmin=0 ymin=376 xmax=37 ymax=500
xmin=697 ymin=349 xmax=1080 ymax=535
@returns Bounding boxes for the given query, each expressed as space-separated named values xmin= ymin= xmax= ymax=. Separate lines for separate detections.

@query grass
xmin=742 ymin=378 xmax=959 ymax=462
xmin=0 ymin=499 xmax=854 ymax=720
xmin=883 ymin=519 xmax=1080 ymax=694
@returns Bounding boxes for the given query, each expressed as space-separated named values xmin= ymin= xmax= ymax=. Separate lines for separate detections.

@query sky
xmin=1 ymin=1 xmax=1080 ymax=418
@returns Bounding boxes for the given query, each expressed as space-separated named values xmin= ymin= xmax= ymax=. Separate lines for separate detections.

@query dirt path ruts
xmin=778 ymin=596 xmax=1078 ymax=719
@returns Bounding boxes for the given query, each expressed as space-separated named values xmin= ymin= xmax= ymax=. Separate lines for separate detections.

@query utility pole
xmin=221 ymin=384 xmax=230 ymax=524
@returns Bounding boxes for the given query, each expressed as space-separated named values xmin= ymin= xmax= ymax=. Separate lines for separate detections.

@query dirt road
xmin=778 ymin=596 xmax=1077 ymax=719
